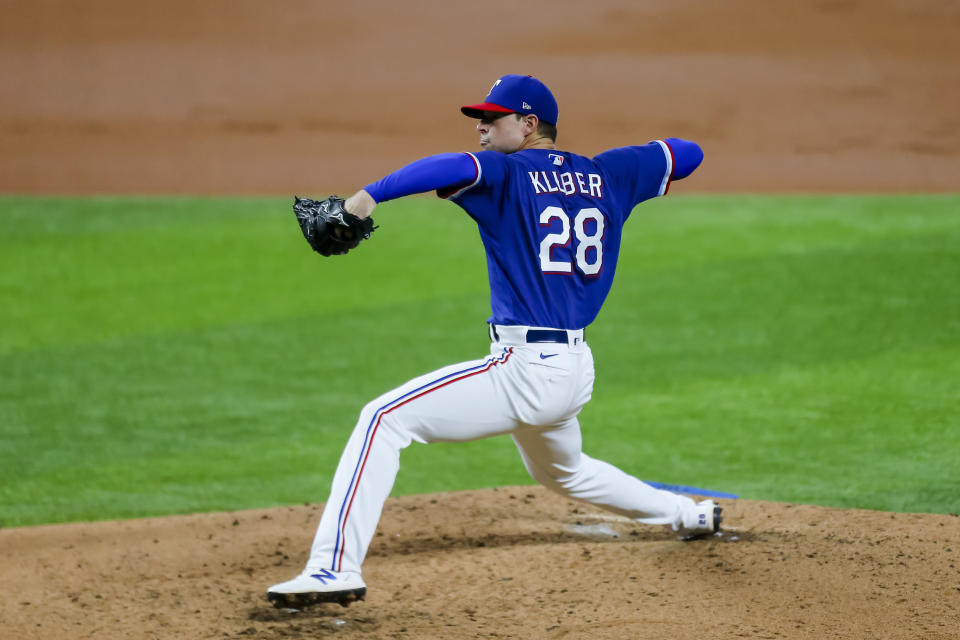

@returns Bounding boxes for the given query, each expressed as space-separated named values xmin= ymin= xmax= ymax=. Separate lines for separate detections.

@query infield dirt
xmin=3 ymin=488 xmax=959 ymax=640
xmin=2 ymin=1 xmax=959 ymax=638
xmin=2 ymin=0 xmax=959 ymax=194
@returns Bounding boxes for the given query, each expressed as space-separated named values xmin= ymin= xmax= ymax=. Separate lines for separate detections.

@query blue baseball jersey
xmin=438 ymin=142 xmax=676 ymax=330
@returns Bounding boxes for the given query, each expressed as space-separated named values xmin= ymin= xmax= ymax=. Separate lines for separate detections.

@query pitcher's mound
xmin=2 ymin=487 xmax=957 ymax=639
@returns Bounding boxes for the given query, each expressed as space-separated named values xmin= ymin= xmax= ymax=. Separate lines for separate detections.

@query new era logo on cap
xmin=461 ymin=74 xmax=559 ymax=125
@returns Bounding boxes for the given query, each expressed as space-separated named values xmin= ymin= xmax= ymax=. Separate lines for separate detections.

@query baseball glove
xmin=293 ymin=195 xmax=376 ymax=257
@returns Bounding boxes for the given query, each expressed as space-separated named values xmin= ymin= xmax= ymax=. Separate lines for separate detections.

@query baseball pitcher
xmin=269 ymin=74 xmax=716 ymax=608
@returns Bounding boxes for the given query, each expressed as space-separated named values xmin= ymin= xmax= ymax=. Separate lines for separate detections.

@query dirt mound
xmin=2 ymin=487 xmax=957 ymax=639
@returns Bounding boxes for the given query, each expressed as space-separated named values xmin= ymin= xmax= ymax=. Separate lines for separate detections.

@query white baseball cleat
xmin=266 ymin=568 xmax=366 ymax=608
xmin=675 ymin=499 xmax=722 ymax=540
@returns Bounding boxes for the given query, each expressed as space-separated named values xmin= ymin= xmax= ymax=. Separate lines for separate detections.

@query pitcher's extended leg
xmin=511 ymin=416 xmax=693 ymax=526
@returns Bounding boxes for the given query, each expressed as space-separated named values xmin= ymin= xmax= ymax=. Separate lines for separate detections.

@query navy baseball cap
xmin=461 ymin=74 xmax=559 ymax=125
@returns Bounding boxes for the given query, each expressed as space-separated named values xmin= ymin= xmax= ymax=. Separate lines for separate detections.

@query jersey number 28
xmin=539 ymin=206 xmax=605 ymax=276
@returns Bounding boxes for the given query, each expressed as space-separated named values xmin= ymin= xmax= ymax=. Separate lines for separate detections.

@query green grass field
xmin=1 ymin=194 xmax=958 ymax=526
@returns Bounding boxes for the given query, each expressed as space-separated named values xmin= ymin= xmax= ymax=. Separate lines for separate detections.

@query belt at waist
xmin=489 ymin=324 xmax=585 ymax=346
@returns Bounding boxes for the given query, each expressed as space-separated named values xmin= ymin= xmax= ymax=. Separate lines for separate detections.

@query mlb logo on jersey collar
xmin=460 ymin=74 xmax=559 ymax=125
xmin=548 ymin=153 xmax=564 ymax=166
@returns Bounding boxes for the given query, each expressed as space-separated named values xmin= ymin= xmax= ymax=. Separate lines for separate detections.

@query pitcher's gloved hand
xmin=293 ymin=195 xmax=375 ymax=257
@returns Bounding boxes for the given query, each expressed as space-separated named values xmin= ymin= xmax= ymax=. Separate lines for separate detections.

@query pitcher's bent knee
xmin=526 ymin=464 xmax=587 ymax=497
xmin=359 ymin=400 xmax=419 ymax=450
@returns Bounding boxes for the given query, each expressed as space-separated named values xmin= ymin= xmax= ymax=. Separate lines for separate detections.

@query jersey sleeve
xmin=437 ymin=151 xmax=508 ymax=199
xmin=363 ymin=153 xmax=480 ymax=203
xmin=440 ymin=150 xmax=510 ymax=228
xmin=593 ymin=141 xmax=675 ymax=208
xmin=664 ymin=138 xmax=703 ymax=180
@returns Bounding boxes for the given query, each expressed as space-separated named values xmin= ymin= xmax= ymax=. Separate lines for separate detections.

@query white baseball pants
xmin=306 ymin=325 xmax=694 ymax=575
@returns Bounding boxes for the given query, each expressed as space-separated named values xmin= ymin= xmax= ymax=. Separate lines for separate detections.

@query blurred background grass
xmin=1 ymin=194 xmax=958 ymax=526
